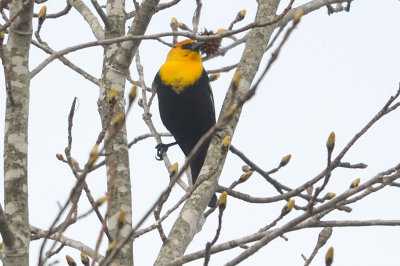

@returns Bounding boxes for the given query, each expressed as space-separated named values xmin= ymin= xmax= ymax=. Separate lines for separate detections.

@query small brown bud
xmin=325 ymin=247 xmax=334 ymax=266
xmin=232 ymin=70 xmax=242 ymax=87
xmin=293 ymin=9 xmax=304 ymax=23
xmin=38 ymin=6 xmax=47 ymax=24
xmin=170 ymin=17 xmax=178 ymax=30
xmin=66 ymin=255 xmax=77 ymax=266
xmin=169 ymin=162 xmax=178 ymax=177
xmin=218 ymin=191 xmax=228 ymax=210
xmin=282 ymin=199 xmax=295 ymax=215
xmin=221 ymin=135 xmax=231 ymax=150
xmin=138 ymin=98 xmax=144 ymax=108
xmin=279 ymin=154 xmax=292 ymax=167
xmin=240 ymin=170 xmax=253 ymax=182
xmin=242 ymin=165 xmax=251 ymax=172
xmin=178 ymin=22 xmax=190 ymax=31
xmin=236 ymin=9 xmax=246 ymax=21
xmin=88 ymin=144 xmax=99 ymax=166
xmin=350 ymin=178 xmax=360 ymax=189
xmin=56 ymin=153 xmax=64 ymax=161
xmin=326 ymin=132 xmax=335 ymax=153
xmin=80 ymin=252 xmax=89 ymax=266
xmin=324 ymin=192 xmax=336 ymax=200
xmin=96 ymin=196 xmax=108 ymax=205
xmin=129 ymin=85 xmax=137 ymax=105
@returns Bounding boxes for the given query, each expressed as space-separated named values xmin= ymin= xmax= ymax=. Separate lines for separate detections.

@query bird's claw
xmin=155 ymin=143 xmax=169 ymax=161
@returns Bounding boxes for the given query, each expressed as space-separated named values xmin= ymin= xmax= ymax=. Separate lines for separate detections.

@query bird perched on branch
xmin=153 ymin=39 xmax=217 ymax=207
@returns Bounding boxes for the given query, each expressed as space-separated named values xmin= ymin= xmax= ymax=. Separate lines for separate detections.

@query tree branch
xmin=31 ymin=226 xmax=104 ymax=262
xmin=67 ymin=0 xmax=105 ymax=40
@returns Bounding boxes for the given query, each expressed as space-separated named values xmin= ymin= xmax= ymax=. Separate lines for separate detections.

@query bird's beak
xmin=190 ymin=41 xmax=205 ymax=52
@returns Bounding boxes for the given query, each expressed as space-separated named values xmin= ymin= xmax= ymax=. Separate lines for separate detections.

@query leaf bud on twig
xmin=169 ymin=162 xmax=178 ymax=177
xmin=170 ymin=17 xmax=178 ymax=30
xmin=326 ymin=132 xmax=335 ymax=153
xmin=279 ymin=154 xmax=292 ymax=167
xmin=323 ymin=192 xmax=336 ymax=200
xmin=56 ymin=153 xmax=64 ymax=161
xmin=221 ymin=135 xmax=231 ymax=150
xmin=325 ymin=247 xmax=334 ymax=266
xmin=66 ymin=255 xmax=77 ymax=266
xmin=178 ymin=22 xmax=190 ymax=31
xmin=88 ymin=144 xmax=99 ymax=166
xmin=96 ymin=196 xmax=108 ymax=206
xmin=80 ymin=252 xmax=89 ymax=266
xmin=242 ymin=165 xmax=251 ymax=172
xmin=293 ymin=8 xmax=304 ymax=23
xmin=349 ymin=178 xmax=360 ymax=189
xmin=232 ymin=70 xmax=242 ymax=88
xmin=129 ymin=84 xmax=137 ymax=106
xmin=236 ymin=10 xmax=246 ymax=21
xmin=240 ymin=170 xmax=253 ymax=182
xmin=38 ymin=6 xmax=47 ymax=25
xmin=218 ymin=191 xmax=228 ymax=210
xmin=281 ymin=199 xmax=295 ymax=215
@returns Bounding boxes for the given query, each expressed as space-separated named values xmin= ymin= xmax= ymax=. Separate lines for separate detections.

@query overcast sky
xmin=1 ymin=0 xmax=400 ymax=265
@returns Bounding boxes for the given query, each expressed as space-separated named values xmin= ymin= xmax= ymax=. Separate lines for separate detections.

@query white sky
xmin=1 ymin=0 xmax=400 ymax=265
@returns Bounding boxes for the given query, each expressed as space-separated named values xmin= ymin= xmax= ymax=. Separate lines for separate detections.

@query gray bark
xmin=2 ymin=0 xmax=33 ymax=265
xmin=98 ymin=0 xmax=159 ymax=265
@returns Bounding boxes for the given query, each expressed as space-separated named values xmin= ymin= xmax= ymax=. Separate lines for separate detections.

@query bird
xmin=153 ymin=39 xmax=217 ymax=207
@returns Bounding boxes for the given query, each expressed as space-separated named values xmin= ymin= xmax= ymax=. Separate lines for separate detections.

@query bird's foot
xmin=155 ymin=142 xmax=177 ymax=160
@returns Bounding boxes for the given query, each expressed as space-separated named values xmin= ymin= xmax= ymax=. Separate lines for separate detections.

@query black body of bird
xmin=153 ymin=40 xmax=217 ymax=207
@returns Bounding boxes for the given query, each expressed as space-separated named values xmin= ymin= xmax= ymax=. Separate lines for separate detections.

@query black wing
xmin=154 ymin=69 xmax=216 ymax=182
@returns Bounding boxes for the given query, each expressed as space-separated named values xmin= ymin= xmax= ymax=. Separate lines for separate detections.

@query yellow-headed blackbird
xmin=153 ymin=40 xmax=217 ymax=207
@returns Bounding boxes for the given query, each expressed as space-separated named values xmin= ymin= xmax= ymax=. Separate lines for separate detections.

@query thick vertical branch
xmin=154 ymin=0 xmax=280 ymax=265
xmin=2 ymin=0 xmax=33 ymax=265
xmin=97 ymin=0 xmax=159 ymax=265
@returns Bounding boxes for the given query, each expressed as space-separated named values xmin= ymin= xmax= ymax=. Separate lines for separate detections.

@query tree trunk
xmin=2 ymin=0 xmax=33 ymax=265
xmin=98 ymin=0 xmax=159 ymax=264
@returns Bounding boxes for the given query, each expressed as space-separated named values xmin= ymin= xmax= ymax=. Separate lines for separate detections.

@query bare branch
xmin=90 ymin=0 xmax=109 ymax=28
xmin=128 ymin=132 xmax=171 ymax=148
xmin=192 ymin=0 xmax=202 ymax=34
xmin=155 ymin=0 xmax=181 ymax=12
xmin=31 ymin=40 xmax=100 ymax=85
xmin=30 ymin=0 xmax=351 ymax=78
xmin=303 ymin=227 xmax=332 ymax=265
xmin=31 ymin=226 xmax=104 ymax=262
xmin=32 ymin=2 xmax=72 ymax=19
xmin=67 ymin=0 xmax=105 ymax=40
